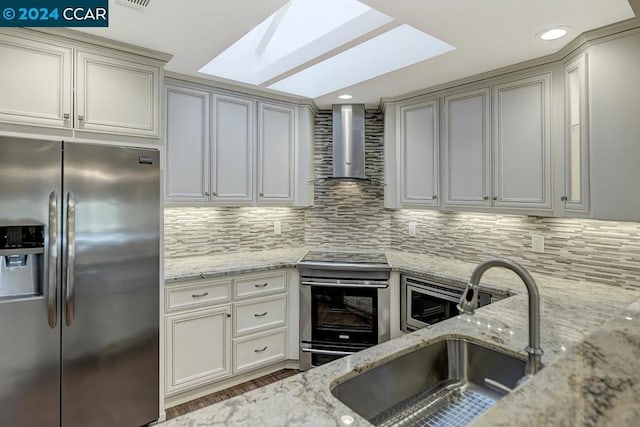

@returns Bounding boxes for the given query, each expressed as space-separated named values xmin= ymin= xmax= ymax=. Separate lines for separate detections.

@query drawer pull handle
xmin=192 ymin=292 xmax=209 ymax=298
xmin=254 ymin=312 xmax=268 ymax=317
xmin=255 ymin=283 xmax=268 ymax=288
xmin=254 ymin=346 xmax=268 ymax=353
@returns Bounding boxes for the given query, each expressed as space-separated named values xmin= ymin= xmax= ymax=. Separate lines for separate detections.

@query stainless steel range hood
xmin=331 ymin=104 xmax=366 ymax=181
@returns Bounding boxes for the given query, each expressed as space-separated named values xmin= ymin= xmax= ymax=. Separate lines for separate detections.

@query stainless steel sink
xmin=331 ymin=338 xmax=526 ymax=427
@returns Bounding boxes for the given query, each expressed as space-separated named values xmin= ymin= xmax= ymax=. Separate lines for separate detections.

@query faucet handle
xmin=457 ymin=281 xmax=479 ymax=314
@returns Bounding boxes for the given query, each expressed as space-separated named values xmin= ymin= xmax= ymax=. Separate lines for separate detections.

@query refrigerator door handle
xmin=65 ymin=192 xmax=76 ymax=327
xmin=46 ymin=191 xmax=58 ymax=329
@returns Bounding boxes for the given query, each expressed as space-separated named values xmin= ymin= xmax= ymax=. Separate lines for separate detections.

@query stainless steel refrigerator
xmin=0 ymin=136 xmax=160 ymax=426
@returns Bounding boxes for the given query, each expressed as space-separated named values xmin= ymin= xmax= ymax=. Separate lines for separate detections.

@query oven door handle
xmin=301 ymin=347 xmax=356 ymax=356
xmin=300 ymin=281 xmax=388 ymax=289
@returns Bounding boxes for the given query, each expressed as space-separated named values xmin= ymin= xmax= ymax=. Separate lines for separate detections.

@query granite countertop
xmin=163 ymin=249 xmax=640 ymax=426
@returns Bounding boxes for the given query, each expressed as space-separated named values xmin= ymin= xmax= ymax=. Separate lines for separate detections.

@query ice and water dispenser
xmin=0 ymin=225 xmax=45 ymax=299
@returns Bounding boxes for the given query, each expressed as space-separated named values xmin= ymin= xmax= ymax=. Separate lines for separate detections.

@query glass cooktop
xmin=300 ymin=251 xmax=389 ymax=265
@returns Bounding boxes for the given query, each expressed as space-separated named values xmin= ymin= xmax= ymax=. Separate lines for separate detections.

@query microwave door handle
xmin=413 ymin=286 xmax=462 ymax=304
xmin=65 ymin=192 xmax=76 ymax=327
xmin=46 ymin=191 xmax=58 ymax=329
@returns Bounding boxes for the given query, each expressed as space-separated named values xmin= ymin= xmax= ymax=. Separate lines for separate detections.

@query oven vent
xmin=116 ymin=0 xmax=151 ymax=10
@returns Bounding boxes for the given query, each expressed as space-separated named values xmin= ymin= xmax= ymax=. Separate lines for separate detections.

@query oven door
xmin=404 ymin=283 xmax=461 ymax=331
xmin=300 ymin=279 xmax=389 ymax=370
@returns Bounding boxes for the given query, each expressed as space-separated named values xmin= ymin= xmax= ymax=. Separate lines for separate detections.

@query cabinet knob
xmin=63 ymin=113 xmax=70 ymax=120
xmin=483 ymin=195 xmax=489 ymax=201
xmin=226 ymin=312 xmax=231 ymax=318
xmin=560 ymin=196 xmax=568 ymax=201
xmin=431 ymin=195 xmax=437 ymax=200
xmin=259 ymin=192 xmax=264 ymax=197
xmin=77 ymin=115 xmax=84 ymax=121
xmin=212 ymin=192 xmax=217 ymax=197
xmin=492 ymin=196 xmax=498 ymax=201
xmin=204 ymin=192 xmax=209 ymax=196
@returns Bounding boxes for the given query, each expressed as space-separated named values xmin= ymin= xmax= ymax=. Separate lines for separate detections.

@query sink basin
xmin=331 ymin=338 xmax=526 ymax=427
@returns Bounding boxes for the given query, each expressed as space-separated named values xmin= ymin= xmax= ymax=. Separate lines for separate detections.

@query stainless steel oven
xmin=298 ymin=252 xmax=391 ymax=370
xmin=401 ymin=275 xmax=496 ymax=332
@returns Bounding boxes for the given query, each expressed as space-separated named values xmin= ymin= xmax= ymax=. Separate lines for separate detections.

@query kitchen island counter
xmin=163 ymin=249 xmax=640 ymax=426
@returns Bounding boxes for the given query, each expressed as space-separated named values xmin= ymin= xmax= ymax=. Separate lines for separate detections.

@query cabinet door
xmin=165 ymin=306 xmax=232 ymax=395
xmin=492 ymin=74 xmax=551 ymax=210
xmin=211 ymin=95 xmax=254 ymax=203
xmin=443 ymin=89 xmax=491 ymax=207
xmin=165 ymin=85 xmax=210 ymax=202
xmin=0 ymin=32 xmax=72 ymax=128
xmin=399 ymin=100 xmax=439 ymax=206
xmin=258 ymin=102 xmax=295 ymax=203
xmin=563 ymin=55 xmax=589 ymax=214
xmin=75 ymin=50 xmax=160 ymax=137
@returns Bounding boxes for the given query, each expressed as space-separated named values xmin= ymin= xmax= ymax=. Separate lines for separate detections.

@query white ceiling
xmin=76 ymin=0 xmax=635 ymax=108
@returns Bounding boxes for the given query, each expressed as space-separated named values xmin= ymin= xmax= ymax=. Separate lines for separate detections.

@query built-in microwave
xmin=400 ymin=275 xmax=497 ymax=332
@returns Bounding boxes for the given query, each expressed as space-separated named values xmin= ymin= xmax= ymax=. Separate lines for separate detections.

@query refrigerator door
xmin=61 ymin=142 xmax=159 ymax=426
xmin=0 ymin=137 xmax=62 ymax=427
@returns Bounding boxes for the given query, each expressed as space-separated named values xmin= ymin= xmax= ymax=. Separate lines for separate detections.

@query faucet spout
xmin=458 ymin=257 xmax=544 ymax=380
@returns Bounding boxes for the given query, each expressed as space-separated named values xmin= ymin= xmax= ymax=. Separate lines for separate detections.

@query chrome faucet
xmin=458 ymin=257 xmax=543 ymax=382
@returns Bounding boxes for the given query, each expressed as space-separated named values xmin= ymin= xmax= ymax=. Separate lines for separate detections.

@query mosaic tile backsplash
xmin=164 ymin=109 xmax=640 ymax=291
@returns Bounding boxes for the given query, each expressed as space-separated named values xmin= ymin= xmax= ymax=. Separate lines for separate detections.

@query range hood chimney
xmin=331 ymin=104 xmax=366 ymax=181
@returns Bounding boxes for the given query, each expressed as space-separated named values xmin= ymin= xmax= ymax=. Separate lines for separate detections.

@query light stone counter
xmin=163 ymin=249 xmax=640 ymax=426
xmin=164 ymin=247 xmax=309 ymax=282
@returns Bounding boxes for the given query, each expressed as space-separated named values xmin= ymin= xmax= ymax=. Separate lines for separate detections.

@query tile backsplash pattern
xmin=304 ymin=109 xmax=391 ymax=248
xmin=391 ymin=211 xmax=640 ymax=291
xmin=164 ymin=109 xmax=640 ymax=291
xmin=164 ymin=207 xmax=305 ymax=258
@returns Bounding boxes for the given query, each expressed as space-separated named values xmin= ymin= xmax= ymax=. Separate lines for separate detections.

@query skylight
xmin=198 ymin=0 xmax=455 ymax=98
xmin=199 ymin=0 xmax=393 ymax=85
xmin=268 ymin=24 xmax=455 ymax=98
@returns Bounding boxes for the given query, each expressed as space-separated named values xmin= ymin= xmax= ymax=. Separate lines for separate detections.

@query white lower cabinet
xmin=233 ymin=328 xmax=287 ymax=374
xmin=165 ymin=305 xmax=232 ymax=395
xmin=164 ymin=270 xmax=293 ymax=399
xmin=233 ymin=294 xmax=287 ymax=336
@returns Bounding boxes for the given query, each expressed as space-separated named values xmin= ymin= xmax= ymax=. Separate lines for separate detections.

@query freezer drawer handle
xmin=65 ymin=192 xmax=77 ymax=327
xmin=254 ymin=346 xmax=268 ymax=353
xmin=255 ymin=282 xmax=268 ymax=288
xmin=254 ymin=311 xmax=268 ymax=317
xmin=46 ymin=191 xmax=58 ymax=329
xmin=191 ymin=292 xmax=209 ymax=298
xmin=300 ymin=347 xmax=355 ymax=356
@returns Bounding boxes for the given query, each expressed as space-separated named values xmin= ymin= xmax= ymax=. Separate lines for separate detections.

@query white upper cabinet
xmin=0 ymin=29 xmax=164 ymax=139
xmin=0 ymin=33 xmax=72 ymax=129
xmin=443 ymin=89 xmax=491 ymax=207
xmin=75 ymin=50 xmax=160 ymax=137
xmin=492 ymin=74 xmax=551 ymax=210
xmin=563 ymin=55 xmax=589 ymax=214
xmin=165 ymin=85 xmax=210 ymax=202
xmin=399 ymin=100 xmax=439 ymax=206
xmin=588 ymin=32 xmax=640 ymax=221
xmin=211 ymin=94 xmax=254 ymax=203
xmin=258 ymin=102 xmax=295 ymax=203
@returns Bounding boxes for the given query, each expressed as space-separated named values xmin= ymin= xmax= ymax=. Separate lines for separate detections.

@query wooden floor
xmin=165 ymin=369 xmax=300 ymax=420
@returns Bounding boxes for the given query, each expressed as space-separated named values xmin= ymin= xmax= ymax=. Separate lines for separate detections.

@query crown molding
xmin=10 ymin=27 xmax=173 ymax=62
xmin=165 ymin=71 xmax=318 ymax=110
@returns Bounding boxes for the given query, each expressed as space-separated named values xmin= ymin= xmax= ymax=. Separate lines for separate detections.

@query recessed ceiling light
xmin=538 ymin=28 xmax=568 ymax=41
xmin=339 ymin=94 xmax=353 ymax=100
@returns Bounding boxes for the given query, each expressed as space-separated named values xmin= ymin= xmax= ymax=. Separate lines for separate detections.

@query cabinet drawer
xmin=234 ymin=271 xmax=286 ymax=299
xmin=233 ymin=294 xmax=286 ymax=336
xmin=233 ymin=328 xmax=286 ymax=374
xmin=166 ymin=280 xmax=231 ymax=312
